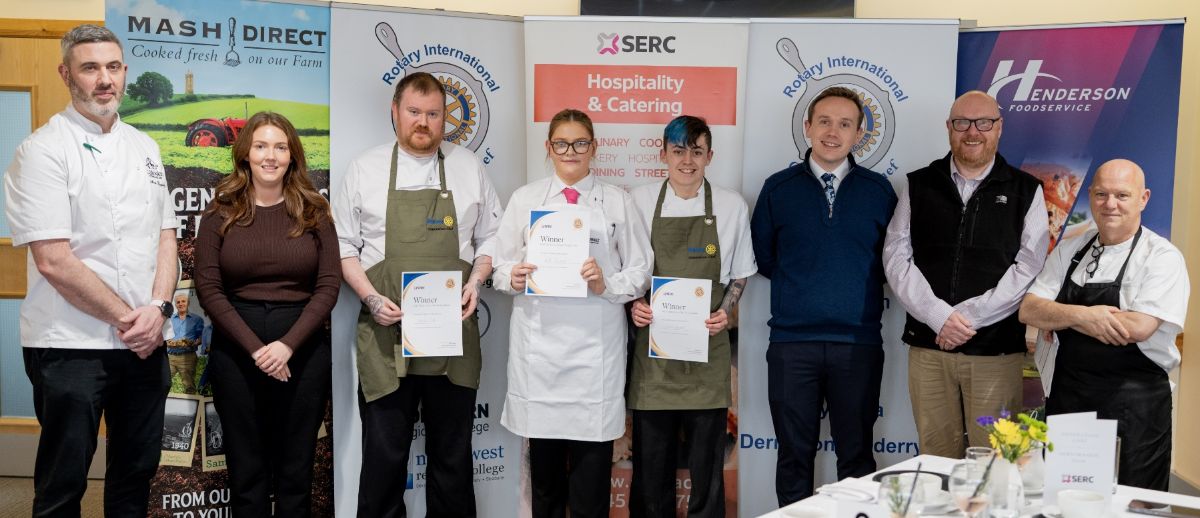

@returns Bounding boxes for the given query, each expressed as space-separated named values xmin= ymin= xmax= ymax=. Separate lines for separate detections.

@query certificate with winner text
xmin=401 ymin=271 xmax=463 ymax=357
xmin=525 ymin=207 xmax=589 ymax=298
xmin=648 ymin=276 xmax=712 ymax=362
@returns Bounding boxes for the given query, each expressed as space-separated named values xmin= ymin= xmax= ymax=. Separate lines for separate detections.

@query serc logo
xmin=596 ymin=32 xmax=676 ymax=55
xmin=597 ymin=33 xmax=619 ymax=55
xmin=987 ymin=60 xmax=1061 ymax=101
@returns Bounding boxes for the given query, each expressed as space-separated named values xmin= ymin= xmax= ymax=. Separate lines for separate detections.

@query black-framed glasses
xmin=950 ymin=118 xmax=1001 ymax=132
xmin=550 ymin=139 xmax=593 ymax=154
xmin=1086 ymin=243 xmax=1104 ymax=279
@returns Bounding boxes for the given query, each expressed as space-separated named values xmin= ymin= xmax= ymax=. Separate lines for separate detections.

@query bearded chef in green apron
xmin=493 ymin=109 xmax=651 ymax=518
xmin=332 ymin=72 xmax=504 ymax=518
xmin=1020 ymin=159 xmax=1188 ymax=491
xmin=627 ymin=116 xmax=757 ymax=518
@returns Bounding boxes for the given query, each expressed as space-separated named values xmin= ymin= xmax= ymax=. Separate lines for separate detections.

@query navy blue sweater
xmin=750 ymin=153 xmax=898 ymax=345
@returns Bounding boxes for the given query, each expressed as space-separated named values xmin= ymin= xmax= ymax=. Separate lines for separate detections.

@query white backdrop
xmin=736 ymin=18 xmax=960 ymax=517
xmin=328 ymin=4 xmax=526 ymax=517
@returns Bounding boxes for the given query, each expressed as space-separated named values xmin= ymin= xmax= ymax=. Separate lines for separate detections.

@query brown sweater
xmin=194 ymin=202 xmax=342 ymax=355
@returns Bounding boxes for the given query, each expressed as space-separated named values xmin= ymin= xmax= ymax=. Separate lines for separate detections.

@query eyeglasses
xmin=1086 ymin=243 xmax=1104 ymax=279
xmin=950 ymin=118 xmax=1001 ymax=132
xmin=550 ymin=139 xmax=593 ymax=155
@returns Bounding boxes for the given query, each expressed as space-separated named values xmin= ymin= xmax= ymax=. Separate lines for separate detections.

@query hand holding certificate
xmin=648 ymin=276 xmax=712 ymax=362
xmin=401 ymin=271 xmax=463 ymax=357
xmin=525 ymin=207 xmax=590 ymax=298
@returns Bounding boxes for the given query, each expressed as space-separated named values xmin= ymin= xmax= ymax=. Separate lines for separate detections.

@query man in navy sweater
xmin=751 ymin=87 xmax=898 ymax=505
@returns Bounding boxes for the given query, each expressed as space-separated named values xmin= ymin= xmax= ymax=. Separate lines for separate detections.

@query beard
xmin=403 ymin=126 xmax=442 ymax=154
xmin=68 ymin=73 xmax=124 ymax=120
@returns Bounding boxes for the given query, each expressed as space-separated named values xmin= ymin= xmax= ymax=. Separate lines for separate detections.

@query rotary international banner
xmin=958 ymin=21 xmax=1183 ymax=245
xmin=106 ymin=0 xmax=332 ymax=515
xmin=737 ymin=18 xmax=959 ymax=517
xmin=525 ymin=16 xmax=749 ymax=516
xmin=328 ymin=4 xmax=526 ymax=517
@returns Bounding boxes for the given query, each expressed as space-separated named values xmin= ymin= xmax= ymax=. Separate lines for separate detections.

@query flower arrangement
xmin=976 ymin=410 xmax=1053 ymax=463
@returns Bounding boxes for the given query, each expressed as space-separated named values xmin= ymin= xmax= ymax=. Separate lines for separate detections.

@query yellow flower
xmin=994 ymin=419 xmax=1023 ymax=446
xmin=989 ymin=434 xmax=999 ymax=450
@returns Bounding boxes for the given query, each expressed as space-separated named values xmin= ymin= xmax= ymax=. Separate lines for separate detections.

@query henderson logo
xmin=987 ymin=59 xmax=1131 ymax=113
xmin=595 ymin=32 xmax=677 ymax=55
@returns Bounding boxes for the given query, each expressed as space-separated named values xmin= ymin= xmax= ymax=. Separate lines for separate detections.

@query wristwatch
xmin=151 ymin=299 xmax=173 ymax=318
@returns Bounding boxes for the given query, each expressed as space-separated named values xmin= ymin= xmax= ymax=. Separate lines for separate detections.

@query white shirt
xmin=808 ymin=157 xmax=851 ymax=193
xmin=494 ymin=173 xmax=651 ymax=441
xmin=3 ymin=105 xmax=176 ymax=349
xmin=1028 ymin=226 xmax=1189 ymax=373
xmin=630 ymin=180 xmax=757 ymax=285
xmin=883 ymin=160 xmax=1050 ymax=335
xmin=333 ymin=141 xmax=503 ymax=269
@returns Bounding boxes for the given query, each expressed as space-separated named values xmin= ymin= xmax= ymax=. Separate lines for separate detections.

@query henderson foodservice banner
xmin=525 ymin=16 xmax=749 ymax=516
xmin=106 ymin=0 xmax=333 ymax=515
xmin=328 ymin=4 xmax=525 ymax=517
xmin=737 ymin=19 xmax=959 ymax=517
xmin=958 ymin=20 xmax=1183 ymax=248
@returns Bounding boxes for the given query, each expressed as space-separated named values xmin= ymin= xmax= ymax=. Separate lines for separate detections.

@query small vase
xmin=1017 ymin=445 xmax=1046 ymax=493
xmin=987 ymin=458 xmax=1024 ymax=518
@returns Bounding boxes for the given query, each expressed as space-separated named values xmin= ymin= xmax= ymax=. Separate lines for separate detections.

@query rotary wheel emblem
xmin=440 ymin=76 xmax=478 ymax=146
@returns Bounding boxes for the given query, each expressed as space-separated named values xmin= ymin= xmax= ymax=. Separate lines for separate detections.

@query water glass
xmin=949 ymin=462 xmax=989 ymax=518
xmin=878 ymin=473 xmax=926 ymax=518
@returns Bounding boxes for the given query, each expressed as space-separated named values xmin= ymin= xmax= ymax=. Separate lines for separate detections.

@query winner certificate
xmin=648 ymin=276 xmax=712 ymax=362
xmin=401 ymin=271 xmax=463 ymax=357
xmin=525 ymin=207 xmax=590 ymax=298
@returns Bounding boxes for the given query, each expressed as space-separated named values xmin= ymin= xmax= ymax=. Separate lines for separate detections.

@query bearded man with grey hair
xmin=3 ymin=24 xmax=177 ymax=516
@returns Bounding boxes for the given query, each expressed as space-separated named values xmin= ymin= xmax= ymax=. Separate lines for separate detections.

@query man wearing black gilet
xmin=751 ymin=87 xmax=897 ymax=505
xmin=883 ymin=90 xmax=1049 ymax=458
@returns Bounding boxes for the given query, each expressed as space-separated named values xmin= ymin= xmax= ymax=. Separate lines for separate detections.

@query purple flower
xmin=1000 ymin=409 xmax=1011 ymax=419
xmin=976 ymin=415 xmax=997 ymax=427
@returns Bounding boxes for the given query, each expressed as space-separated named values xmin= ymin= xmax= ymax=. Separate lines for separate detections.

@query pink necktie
xmin=563 ymin=187 xmax=580 ymax=205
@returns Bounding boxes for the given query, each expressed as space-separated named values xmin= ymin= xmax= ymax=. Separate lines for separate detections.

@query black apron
xmin=627 ymin=179 xmax=730 ymax=410
xmin=1045 ymin=228 xmax=1171 ymax=491
xmin=355 ymin=145 xmax=481 ymax=403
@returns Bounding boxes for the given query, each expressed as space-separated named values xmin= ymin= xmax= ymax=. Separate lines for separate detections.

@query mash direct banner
xmin=525 ymin=16 xmax=749 ymax=516
xmin=328 ymin=5 xmax=526 ymax=517
xmin=737 ymin=19 xmax=959 ymax=517
xmin=106 ymin=0 xmax=332 ymax=515
xmin=525 ymin=17 xmax=749 ymax=192
xmin=958 ymin=21 xmax=1183 ymax=246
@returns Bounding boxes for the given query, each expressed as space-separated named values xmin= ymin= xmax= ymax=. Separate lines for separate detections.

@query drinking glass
xmin=965 ymin=446 xmax=995 ymax=467
xmin=878 ymin=473 xmax=926 ymax=518
xmin=949 ymin=462 xmax=990 ymax=518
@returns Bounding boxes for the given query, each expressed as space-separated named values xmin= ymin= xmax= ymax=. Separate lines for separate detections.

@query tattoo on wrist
xmin=720 ymin=278 xmax=748 ymax=314
xmin=365 ymin=294 xmax=385 ymax=315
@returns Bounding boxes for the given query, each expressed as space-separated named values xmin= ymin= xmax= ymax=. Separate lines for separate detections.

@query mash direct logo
xmin=596 ymin=32 xmax=677 ymax=55
xmin=126 ymin=15 xmax=327 ymax=68
xmin=987 ymin=59 xmax=1131 ymax=113
xmin=376 ymin=22 xmax=504 ymax=152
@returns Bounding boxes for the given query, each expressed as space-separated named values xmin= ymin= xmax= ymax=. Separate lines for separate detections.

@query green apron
xmin=356 ymin=145 xmax=481 ymax=403
xmin=627 ymin=179 xmax=731 ymax=410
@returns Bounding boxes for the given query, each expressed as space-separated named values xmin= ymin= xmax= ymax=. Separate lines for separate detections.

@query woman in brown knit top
xmin=194 ymin=112 xmax=341 ymax=517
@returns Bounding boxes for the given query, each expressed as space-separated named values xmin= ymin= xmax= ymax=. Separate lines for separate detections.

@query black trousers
xmin=528 ymin=438 xmax=613 ymax=518
xmin=209 ymin=300 xmax=331 ymax=517
xmin=767 ymin=341 xmax=884 ymax=506
xmin=358 ymin=374 xmax=477 ymax=518
xmin=23 ymin=346 xmax=169 ymax=518
xmin=630 ymin=408 xmax=727 ymax=518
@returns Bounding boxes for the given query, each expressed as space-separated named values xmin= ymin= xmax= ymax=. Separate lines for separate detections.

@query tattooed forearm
xmin=364 ymin=294 xmax=386 ymax=316
xmin=719 ymin=277 xmax=748 ymax=314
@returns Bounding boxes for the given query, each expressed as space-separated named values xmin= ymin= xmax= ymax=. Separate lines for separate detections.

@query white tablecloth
xmin=759 ymin=455 xmax=1200 ymax=517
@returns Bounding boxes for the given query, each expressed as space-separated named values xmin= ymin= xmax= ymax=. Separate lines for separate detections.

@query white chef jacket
xmin=3 ymin=104 xmax=176 ymax=349
xmin=1028 ymin=226 xmax=1189 ymax=375
xmin=629 ymin=180 xmax=758 ymax=285
xmin=333 ymin=140 xmax=503 ymax=270
xmin=494 ymin=173 xmax=652 ymax=441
